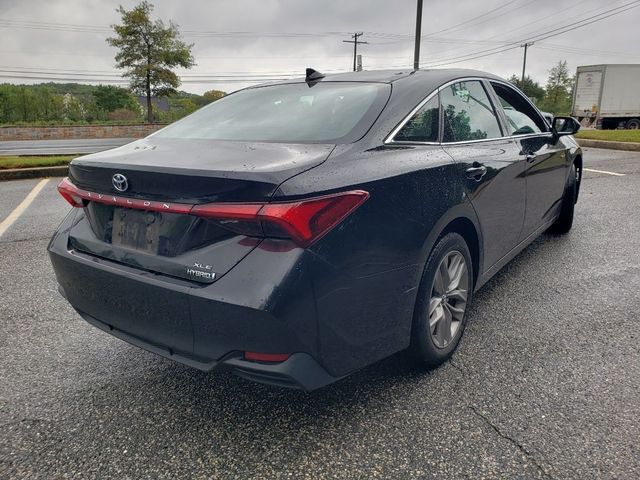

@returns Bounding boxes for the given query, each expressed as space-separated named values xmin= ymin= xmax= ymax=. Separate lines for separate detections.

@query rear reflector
xmin=57 ymin=177 xmax=369 ymax=247
xmin=244 ymin=352 xmax=291 ymax=363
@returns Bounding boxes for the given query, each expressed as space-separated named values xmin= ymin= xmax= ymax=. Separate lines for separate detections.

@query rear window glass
xmin=155 ymin=82 xmax=390 ymax=143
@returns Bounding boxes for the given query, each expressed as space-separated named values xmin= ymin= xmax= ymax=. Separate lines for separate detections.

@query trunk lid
xmin=66 ymin=138 xmax=334 ymax=282
xmin=69 ymin=137 xmax=334 ymax=203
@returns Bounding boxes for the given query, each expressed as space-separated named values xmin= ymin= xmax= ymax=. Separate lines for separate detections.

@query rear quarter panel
xmin=276 ymin=143 xmax=477 ymax=376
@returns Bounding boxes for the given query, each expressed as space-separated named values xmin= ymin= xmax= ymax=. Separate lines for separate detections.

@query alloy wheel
xmin=428 ymin=250 xmax=469 ymax=349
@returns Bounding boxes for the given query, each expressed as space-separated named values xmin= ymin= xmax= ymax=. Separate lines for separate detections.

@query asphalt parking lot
xmin=1 ymin=147 xmax=638 ymax=479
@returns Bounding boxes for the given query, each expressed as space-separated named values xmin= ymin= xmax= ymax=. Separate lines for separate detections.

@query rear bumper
xmin=48 ymin=211 xmax=341 ymax=391
xmin=70 ymin=301 xmax=339 ymax=391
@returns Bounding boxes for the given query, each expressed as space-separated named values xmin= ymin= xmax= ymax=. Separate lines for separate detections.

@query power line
xmin=422 ymin=1 xmax=640 ymax=67
xmin=414 ymin=0 xmax=629 ymax=64
xmin=422 ymin=0 xmax=538 ymax=40
xmin=0 ymin=73 xmax=285 ymax=84
xmin=1 ymin=1 xmax=638 ymax=83
xmin=414 ymin=0 xmax=586 ymax=63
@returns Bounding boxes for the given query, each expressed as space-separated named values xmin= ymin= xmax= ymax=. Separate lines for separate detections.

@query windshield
xmin=155 ymin=82 xmax=390 ymax=143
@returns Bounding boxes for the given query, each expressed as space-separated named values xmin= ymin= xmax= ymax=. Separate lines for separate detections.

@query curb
xmin=576 ymin=138 xmax=640 ymax=152
xmin=0 ymin=165 xmax=68 ymax=181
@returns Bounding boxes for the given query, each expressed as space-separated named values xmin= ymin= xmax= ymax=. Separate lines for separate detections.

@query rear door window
xmin=394 ymin=94 xmax=439 ymax=142
xmin=441 ymin=81 xmax=503 ymax=142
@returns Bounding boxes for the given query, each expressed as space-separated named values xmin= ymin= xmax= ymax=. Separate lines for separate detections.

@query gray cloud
xmin=0 ymin=0 xmax=638 ymax=93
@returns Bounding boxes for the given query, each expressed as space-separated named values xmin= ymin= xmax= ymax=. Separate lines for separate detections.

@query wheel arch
xmin=420 ymin=201 xmax=483 ymax=289
xmin=439 ymin=217 xmax=481 ymax=288
xmin=573 ymin=152 xmax=583 ymax=202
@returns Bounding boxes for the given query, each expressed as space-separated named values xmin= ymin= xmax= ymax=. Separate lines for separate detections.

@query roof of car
xmin=267 ymin=68 xmax=506 ymax=85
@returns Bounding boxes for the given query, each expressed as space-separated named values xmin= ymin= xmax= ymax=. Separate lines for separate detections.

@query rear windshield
xmin=154 ymin=82 xmax=390 ymax=143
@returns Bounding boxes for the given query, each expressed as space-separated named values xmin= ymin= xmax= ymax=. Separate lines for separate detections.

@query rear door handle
xmin=465 ymin=165 xmax=487 ymax=181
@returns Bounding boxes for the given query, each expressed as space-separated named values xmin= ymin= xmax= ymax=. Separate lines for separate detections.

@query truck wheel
xmin=547 ymin=164 xmax=577 ymax=235
xmin=626 ymin=118 xmax=640 ymax=130
xmin=411 ymin=233 xmax=473 ymax=367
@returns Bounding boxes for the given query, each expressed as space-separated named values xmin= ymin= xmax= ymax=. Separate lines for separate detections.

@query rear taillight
xmin=57 ymin=177 xmax=369 ymax=248
xmin=192 ymin=190 xmax=369 ymax=247
xmin=58 ymin=177 xmax=84 ymax=208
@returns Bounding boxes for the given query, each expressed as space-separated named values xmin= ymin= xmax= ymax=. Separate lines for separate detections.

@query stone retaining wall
xmin=0 ymin=124 xmax=167 ymax=141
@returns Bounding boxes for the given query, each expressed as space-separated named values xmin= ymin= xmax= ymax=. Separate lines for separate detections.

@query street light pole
xmin=414 ymin=0 xmax=423 ymax=70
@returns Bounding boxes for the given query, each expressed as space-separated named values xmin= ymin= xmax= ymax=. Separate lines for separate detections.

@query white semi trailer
xmin=571 ymin=64 xmax=640 ymax=130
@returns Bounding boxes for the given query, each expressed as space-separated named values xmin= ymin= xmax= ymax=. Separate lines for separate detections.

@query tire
xmin=547 ymin=163 xmax=577 ymax=235
xmin=626 ymin=118 xmax=640 ymax=130
xmin=411 ymin=232 xmax=473 ymax=367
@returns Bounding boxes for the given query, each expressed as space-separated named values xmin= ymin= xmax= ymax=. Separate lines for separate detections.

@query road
xmin=0 ymin=138 xmax=134 ymax=156
xmin=0 ymin=148 xmax=638 ymax=479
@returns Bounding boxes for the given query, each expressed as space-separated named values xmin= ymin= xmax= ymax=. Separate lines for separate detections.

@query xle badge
xmin=186 ymin=262 xmax=216 ymax=280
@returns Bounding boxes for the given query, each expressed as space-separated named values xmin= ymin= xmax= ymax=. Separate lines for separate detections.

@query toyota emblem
xmin=112 ymin=173 xmax=128 ymax=192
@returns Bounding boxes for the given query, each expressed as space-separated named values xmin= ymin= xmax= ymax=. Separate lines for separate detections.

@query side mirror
xmin=552 ymin=116 xmax=580 ymax=137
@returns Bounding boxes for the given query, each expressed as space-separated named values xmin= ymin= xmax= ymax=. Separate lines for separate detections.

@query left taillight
xmin=58 ymin=177 xmax=84 ymax=208
xmin=192 ymin=190 xmax=369 ymax=247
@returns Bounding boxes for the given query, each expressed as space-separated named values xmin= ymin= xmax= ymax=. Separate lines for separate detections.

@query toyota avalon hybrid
xmin=49 ymin=68 xmax=582 ymax=390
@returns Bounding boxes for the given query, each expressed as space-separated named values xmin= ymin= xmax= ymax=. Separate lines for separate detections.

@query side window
xmin=441 ymin=81 xmax=502 ymax=143
xmin=440 ymin=80 xmax=502 ymax=142
xmin=491 ymin=82 xmax=547 ymax=135
xmin=394 ymin=94 xmax=439 ymax=142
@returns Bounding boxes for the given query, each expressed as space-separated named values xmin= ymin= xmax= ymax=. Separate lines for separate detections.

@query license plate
xmin=112 ymin=208 xmax=161 ymax=254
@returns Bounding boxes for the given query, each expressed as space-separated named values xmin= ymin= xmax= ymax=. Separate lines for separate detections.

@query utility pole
xmin=520 ymin=42 xmax=534 ymax=86
xmin=343 ymin=32 xmax=368 ymax=72
xmin=414 ymin=0 xmax=423 ymax=70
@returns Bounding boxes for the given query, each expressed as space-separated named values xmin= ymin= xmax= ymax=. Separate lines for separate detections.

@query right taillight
xmin=192 ymin=190 xmax=369 ymax=247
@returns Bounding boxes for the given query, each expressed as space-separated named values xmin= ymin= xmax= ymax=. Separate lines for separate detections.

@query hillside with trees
xmin=0 ymin=83 xmax=226 ymax=125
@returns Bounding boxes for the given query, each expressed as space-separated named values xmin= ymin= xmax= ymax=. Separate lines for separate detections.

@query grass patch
xmin=576 ymin=129 xmax=640 ymax=143
xmin=0 ymin=155 xmax=75 ymax=169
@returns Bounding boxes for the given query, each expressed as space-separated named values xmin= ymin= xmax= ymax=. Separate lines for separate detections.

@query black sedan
xmin=49 ymin=68 xmax=582 ymax=390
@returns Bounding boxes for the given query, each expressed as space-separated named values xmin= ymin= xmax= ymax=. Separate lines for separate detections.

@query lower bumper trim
xmin=73 ymin=303 xmax=341 ymax=391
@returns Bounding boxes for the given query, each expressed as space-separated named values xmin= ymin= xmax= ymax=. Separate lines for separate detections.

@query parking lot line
xmin=584 ymin=168 xmax=625 ymax=176
xmin=0 ymin=178 xmax=49 ymax=237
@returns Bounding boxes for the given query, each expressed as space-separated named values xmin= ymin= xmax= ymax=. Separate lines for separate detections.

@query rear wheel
xmin=411 ymin=233 xmax=473 ymax=366
xmin=547 ymin=163 xmax=577 ymax=234
xmin=626 ymin=118 xmax=640 ymax=130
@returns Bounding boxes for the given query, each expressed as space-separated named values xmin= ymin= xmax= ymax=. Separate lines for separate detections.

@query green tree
xmin=92 ymin=85 xmax=139 ymax=113
xmin=158 ymin=97 xmax=198 ymax=122
xmin=539 ymin=60 xmax=573 ymax=114
xmin=507 ymin=75 xmax=545 ymax=103
xmin=107 ymin=1 xmax=195 ymax=123
xmin=16 ymin=87 xmax=39 ymax=122
xmin=0 ymin=85 xmax=17 ymax=123
xmin=200 ymin=89 xmax=226 ymax=105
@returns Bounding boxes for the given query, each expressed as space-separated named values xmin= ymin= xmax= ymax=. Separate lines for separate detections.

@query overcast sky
xmin=1 ymin=0 xmax=639 ymax=94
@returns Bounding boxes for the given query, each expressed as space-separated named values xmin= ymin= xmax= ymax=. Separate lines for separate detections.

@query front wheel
xmin=411 ymin=233 xmax=473 ymax=366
